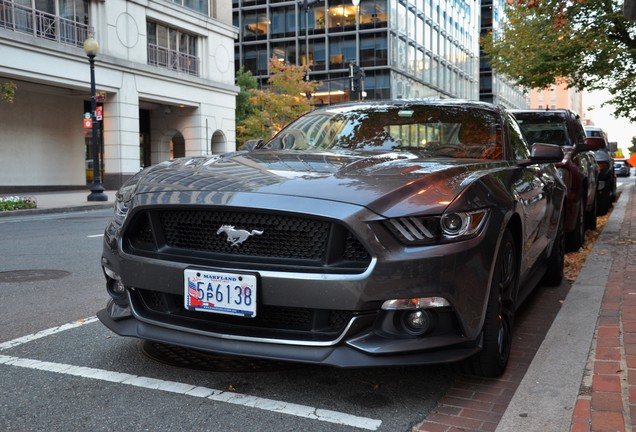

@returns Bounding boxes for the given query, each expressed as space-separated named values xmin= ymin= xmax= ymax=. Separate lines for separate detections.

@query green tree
xmin=236 ymin=66 xmax=258 ymax=125
xmin=237 ymin=57 xmax=319 ymax=147
xmin=629 ymin=136 xmax=636 ymax=155
xmin=483 ymin=0 xmax=636 ymax=121
xmin=1 ymin=81 xmax=17 ymax=103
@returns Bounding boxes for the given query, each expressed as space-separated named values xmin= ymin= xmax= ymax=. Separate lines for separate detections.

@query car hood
xmin=130 ymin=150 xmax=504 ymax=217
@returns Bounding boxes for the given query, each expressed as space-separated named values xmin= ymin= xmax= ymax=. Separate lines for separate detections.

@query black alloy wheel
xmin=585 ymin=191 xmax=597 ymax=231
xmin=541 ymin=210 xmax=565 ymax=287
xmin=565 ymin=198 xmax=584 ymax=252
xmin=460 ymin=229 xmax=517 ymax=377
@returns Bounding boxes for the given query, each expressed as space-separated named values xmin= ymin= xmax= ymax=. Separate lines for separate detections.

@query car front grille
xmin=131 ymin=288 xmax=356 ymax=341
xmin=122 ymin=208 xmax=371 ymax=273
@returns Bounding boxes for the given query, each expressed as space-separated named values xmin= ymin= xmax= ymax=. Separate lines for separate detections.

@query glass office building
xmin=479 ymin=0 xmax=528 ymax=108
xmin=233 ymin=0 xmax=480 ymax=104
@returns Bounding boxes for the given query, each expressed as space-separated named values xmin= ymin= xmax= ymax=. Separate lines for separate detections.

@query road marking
xmin=87 ymin=234 xmax=104 ymax=238
xmin=0 ymin=317 xmax=98 ymax=351
xmin=0 ymin=318 xmax=382 ymax=430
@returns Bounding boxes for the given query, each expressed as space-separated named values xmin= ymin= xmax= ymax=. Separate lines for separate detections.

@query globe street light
xmin=84 ymin=34 xmax=107 ymax=202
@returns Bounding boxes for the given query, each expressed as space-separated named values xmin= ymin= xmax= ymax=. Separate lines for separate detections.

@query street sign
xmin=96 ymin=106 xmax=103 ymax=121
xmin=83 ymin=118 xmax=92 ymax=129
xmin=84 ymin=112 xmax=91 ymax=119
xmin=96 ymin=91 xmax=106 ymax=102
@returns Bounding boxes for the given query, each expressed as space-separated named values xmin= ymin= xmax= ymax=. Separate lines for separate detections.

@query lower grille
xmin=131 ymin=288 xmax=356 ymax=342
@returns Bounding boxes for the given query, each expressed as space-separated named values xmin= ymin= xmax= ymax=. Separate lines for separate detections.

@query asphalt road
xmin=0 ymin=209 xmax=455 ymax=432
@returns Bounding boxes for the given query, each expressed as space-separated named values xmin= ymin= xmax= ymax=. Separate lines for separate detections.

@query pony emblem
xmin=216 ymin=225 xmax=264 ymax=247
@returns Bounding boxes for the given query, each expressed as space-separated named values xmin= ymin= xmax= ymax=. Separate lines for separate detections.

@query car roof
xmin=312 ymin=98 xmax=504 ymax=113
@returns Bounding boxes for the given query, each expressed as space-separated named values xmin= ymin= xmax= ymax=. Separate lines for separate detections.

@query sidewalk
xmin=1 ymin=185 xmax=635 ymax=431
xmin=0 ymin=190 xmax=116 ymax=217
xmin=415 ymin=181 xmax=635 ymax=432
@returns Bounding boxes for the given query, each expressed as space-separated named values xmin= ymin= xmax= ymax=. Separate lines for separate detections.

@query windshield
xmin=514 ymin=113 xmax=571 ymax=147
xmin=265 ymin=104 xmax=504 ymax=160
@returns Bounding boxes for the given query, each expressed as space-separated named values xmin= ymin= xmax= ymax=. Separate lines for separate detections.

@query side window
xmin=572 ymin=114 xmax=586 ymax=145
xmin=507 ymin=115 xmax=530 ymax=160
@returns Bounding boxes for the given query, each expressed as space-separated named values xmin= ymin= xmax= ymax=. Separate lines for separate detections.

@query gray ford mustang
xmin=98 ymin=99 xmax=566 ymax=377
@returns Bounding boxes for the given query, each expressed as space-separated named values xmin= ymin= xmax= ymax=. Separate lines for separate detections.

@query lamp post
xmin=352 ymin=0 xmax=360 ymax=66
xmin=84 ymin=34 xmax=107 ymax=202
xmin=352 ymin=0 xmax=364 ymax=101
xmin=300 ymin=0 xmax=321 ymax=80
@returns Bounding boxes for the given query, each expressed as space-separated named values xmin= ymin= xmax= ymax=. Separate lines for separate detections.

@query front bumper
xmin=97 ymin=299 xmax=481 ymax=367
xmin=98 ymin=196 xmax=502 ymax=367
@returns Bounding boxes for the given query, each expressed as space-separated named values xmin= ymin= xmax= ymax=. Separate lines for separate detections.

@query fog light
xmin=401 ymin=309 xmax=433 ymax=336
xmin=407 ymin=310 xmax=426 ymax=328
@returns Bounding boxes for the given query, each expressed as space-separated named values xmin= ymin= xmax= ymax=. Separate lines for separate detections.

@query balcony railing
xmin=0 ymin=0 xmax=89 ymax=48
xmin=148 ymin=43 xmax=200 ymax=77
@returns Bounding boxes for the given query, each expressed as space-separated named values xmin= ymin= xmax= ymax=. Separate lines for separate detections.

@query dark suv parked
xmin=513 ymin=109 xmax=600 ymax=251
xmin=585 ymin=126 xmax=617 ymax=215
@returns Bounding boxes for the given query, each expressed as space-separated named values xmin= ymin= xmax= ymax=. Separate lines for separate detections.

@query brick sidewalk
xmin=413 ymin=268 xmax=572 ymax=431
xmin=570 ymin=187 xmax=636 ymax=432
xmin=414 ymin=186 xmax=634 ymax=432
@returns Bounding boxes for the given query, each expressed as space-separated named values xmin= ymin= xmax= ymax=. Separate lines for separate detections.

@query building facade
xmin=0 ymin=0 xmax=238 ymax=192
xmin=233 ymin=0 xmax=481 ymax=104
xmin=529 ymin=81 xmax=583 ymax=114
xmin=479 ymin=0 xmax=528 ymax=108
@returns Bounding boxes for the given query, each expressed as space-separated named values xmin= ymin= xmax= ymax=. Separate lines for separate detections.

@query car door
xmin=507 ymin=115 xmax=560 ymax=284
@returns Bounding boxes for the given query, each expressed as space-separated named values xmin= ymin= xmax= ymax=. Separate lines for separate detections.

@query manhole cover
xmin=0 ymin=269 xmax=71 ymax=283
xmin=139 ymin=341 xmax=304 ymax=372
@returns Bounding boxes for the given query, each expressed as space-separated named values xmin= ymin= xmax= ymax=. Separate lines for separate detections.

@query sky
xmin=583 ymin=89 xmax=636 ymax=155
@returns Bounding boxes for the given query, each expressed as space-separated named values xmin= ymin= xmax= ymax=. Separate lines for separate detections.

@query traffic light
xmin=348 ymin=62 xmax=363 ymax=93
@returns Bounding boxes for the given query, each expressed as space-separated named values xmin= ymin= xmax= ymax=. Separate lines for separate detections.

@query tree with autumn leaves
xmin=236 ymin=57 xmax=320 ymax=148
xmin=482 ymin=0 xmax=636 ymax=121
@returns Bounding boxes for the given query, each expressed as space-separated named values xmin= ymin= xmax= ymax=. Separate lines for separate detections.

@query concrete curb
xmin=495 ymin=183 xmax=630 ymax=432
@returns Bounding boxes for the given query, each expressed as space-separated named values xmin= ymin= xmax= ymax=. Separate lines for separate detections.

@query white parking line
xmin=0 ymin=317 xmax=98 ymax=351
xmin=87 ymin=234 xmax=104 ymax=238
xmin=0 ymin=319 xmax=382 ymax=430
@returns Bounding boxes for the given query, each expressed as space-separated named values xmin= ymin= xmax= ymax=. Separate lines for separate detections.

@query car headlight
xmin=113 ymin=170 xmax=147 ymax=225
xmin=386 ymin=209 xmax=489 ymax=245
xmin=113 ymin=193 xmax=131 ymax=225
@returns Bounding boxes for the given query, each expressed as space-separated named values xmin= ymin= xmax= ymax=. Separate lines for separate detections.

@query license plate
xmin=184 ymin=269 xmax=257 ymax=317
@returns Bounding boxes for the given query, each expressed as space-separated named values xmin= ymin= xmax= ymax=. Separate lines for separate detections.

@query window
xmin=3 ymin=0 xmax=89 ymax=46
xmin=507 ymin=114 xmax=530 ymax=160
xmin=171 ymin=0 xmax=208 ymax=15
xmin=147 ymin=21 xmax=199 ymax=75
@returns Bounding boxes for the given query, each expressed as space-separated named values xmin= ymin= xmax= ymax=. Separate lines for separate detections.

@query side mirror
xmin=582 ymin=137 xmax=606 ymax=151
xmin=240 ymin=139 xmax=264 ymax=151
xmin=531 ymin=143 xmax=564 ymax=163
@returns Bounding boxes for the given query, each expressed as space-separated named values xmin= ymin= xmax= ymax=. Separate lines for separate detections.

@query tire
xmin=542 ymin=212 xmax=565 ymax=287
xmin=565 ymin=198 xmax=584 ymax=252
xmin=459 ymin=230 xmax=517 ymax=378
xmin=598 ymin=190 xmax=610 ymax=216
xmin=585 ymin=192 xmax=597 ymax=231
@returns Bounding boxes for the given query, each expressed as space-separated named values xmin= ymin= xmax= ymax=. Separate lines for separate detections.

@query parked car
xmin=585 ymin=126 xmax=617 ymax=215
xmin=512 ymin=109 xmax=600 ymax=251
xmin=614 ymin=158 xmax=631 ymax=177
xmin=98 ymin=99 xmax=566 ymax=378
